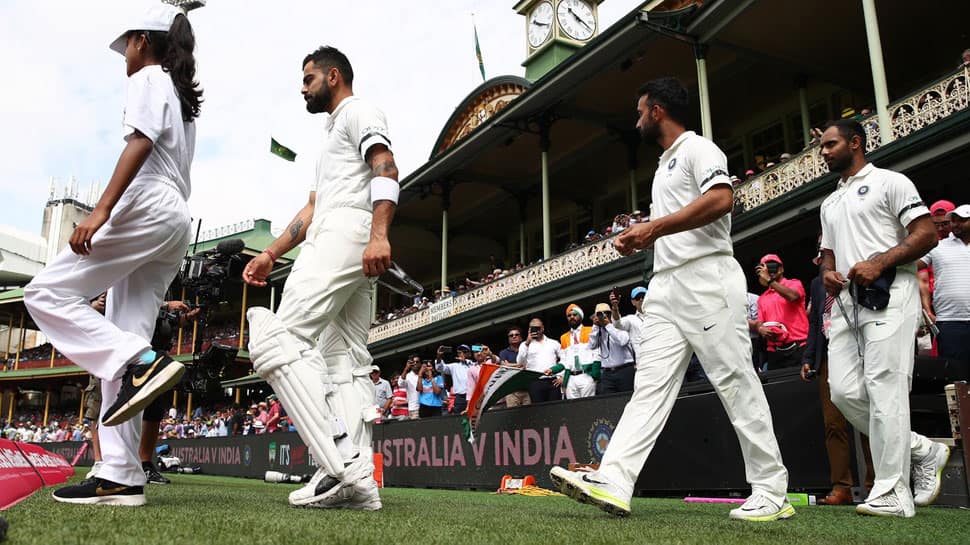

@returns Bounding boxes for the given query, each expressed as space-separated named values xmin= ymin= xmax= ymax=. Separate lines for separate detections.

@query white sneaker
xmin=549 ymin=466 xmax=631 ymax=517
xmin=912 ymin=442 xmax=950 ymax=507
xmin=729 ymin=493 xmax=795 ymax=522
xmin=856 ymin=485 xmax=915 ymax=518
xmin=311 ymin=477 xmax=382 ymax=511
xmin=288 ymin=455 xmax=373 ymax=507
xmin=85 ymin=461 xmax=104 ymax=480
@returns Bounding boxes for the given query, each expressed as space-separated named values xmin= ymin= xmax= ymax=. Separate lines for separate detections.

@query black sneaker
xmin=102 ymin=353 xmax=184 ymax=426
xmin=143 ymin=461 xmax=171 ymax=485
xmin=52 ymin=478 xmax=146 ymax=506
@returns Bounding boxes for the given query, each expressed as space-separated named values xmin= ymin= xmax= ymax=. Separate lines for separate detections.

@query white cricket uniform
xmin=562 ymin=327 xmax=597 ymax=400
xmin=819 ymin=163 xmax=937 ymax=503
xmin=24 ymin=65 xmax=193 ymax=486
xmin=596 ymin=131 xmax=789 ymax=505
xmin=249 ymin=95 xmax=392 ymax=473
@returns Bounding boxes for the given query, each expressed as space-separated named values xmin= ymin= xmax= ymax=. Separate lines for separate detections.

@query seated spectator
xmin=754 ymin=254 xmax=809 ymax=370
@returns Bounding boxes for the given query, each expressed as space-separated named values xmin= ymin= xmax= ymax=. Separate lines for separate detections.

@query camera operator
xmin=517 ymin=318 xmax=563 ymax=403
xmin=591 ymin=301 xmax=635 ymax=395
xmin=753 ymin=254 xmax=808 ymax=370
xmin=416 ymin=361 xmax=445 ymax=418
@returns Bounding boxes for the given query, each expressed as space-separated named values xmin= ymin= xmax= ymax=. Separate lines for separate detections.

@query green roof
xmin=189 ymin=218 xmax=299 ymax=260
xmin=0 ymin=365 xmax=86 ymax=381
xmin=0 ymin=288 xmax=23 ymax=303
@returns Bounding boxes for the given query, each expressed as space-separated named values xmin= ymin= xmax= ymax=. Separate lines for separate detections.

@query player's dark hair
xmin=303 ymin=46 xmax=354 ymax=86
xmin=637 ymin=77 xmax=690 ymax=126
xmin=822 ymin=118 xmax=867 ymax=151
xmin=145 ymin=14 xmax=202 ymax=121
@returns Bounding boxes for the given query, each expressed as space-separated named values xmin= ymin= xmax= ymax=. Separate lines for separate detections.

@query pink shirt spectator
xmin=757 ymin=277 xmax=809 ymax=351
xmin=265 ymin=402 xmax=281 ymax=433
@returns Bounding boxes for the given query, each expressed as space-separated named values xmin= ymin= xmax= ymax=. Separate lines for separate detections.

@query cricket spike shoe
xmin=550 ymin=466 xmax=631 ymax=517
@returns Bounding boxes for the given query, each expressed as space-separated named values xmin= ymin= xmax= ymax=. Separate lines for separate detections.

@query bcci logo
xmin=243 ymin=445 xmax=252 ymax=466
xmin=857 ymin=185 xmax=869 ymax=196
xmin=587 ymin=418 xmax=615 ymax=462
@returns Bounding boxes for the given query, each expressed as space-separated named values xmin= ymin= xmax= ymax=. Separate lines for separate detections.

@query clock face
xmin=557 ymin=0 xmax=596 ymax=42
xmin=528 ymin=1 xmax=554 ymax=48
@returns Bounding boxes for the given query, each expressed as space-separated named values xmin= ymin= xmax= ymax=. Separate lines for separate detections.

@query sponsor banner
xmin=42 ymin=375 xmax=834 ymax=493
xmin=0 ymin=439 xmax=45 ymax=509
xmin=16 ymin=442 xmax=73 ymax=485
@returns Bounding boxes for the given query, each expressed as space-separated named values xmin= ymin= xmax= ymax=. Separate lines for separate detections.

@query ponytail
xmin=147 ymin=14 xmax=202 ymax=121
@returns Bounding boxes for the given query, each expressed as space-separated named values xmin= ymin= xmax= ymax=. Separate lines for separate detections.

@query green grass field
xmin=4 ymin=471 xmax=968 ymax=545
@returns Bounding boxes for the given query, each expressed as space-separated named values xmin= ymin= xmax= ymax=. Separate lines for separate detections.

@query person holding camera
xmin=417 ymin=361 xmax=445 ymax=418
xmin=548 ymin=305 xmax=599 ymax=400
xmin=435 ymin=345 xmax=474 ymax=414
xmin=591 ymin=300 xmax=636 ymax=395
xmin=819 ymin=119 xmax=948 ymax=517
xmin=753 ymin=254 xmax=809 ymax=370
xmin=499 ymin=327 xmax=530 ymax=407
xmin=398 ymin=355 xmax=422 ymax=419
xmin=517 ymin=318 xmax=564 ymax=403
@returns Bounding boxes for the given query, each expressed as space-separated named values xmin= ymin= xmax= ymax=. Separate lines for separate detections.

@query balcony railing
xmin=735 ymin=66 xmax=970 ymax=212
xmin=369 ymin=66 xmax=970 ymax=345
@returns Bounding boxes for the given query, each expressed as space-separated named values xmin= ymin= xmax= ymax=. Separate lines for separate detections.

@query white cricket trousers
xmin=597 ymin=254 xmax=789 ymax=504
xmin=565 ymin=372 xmax=595 ymax=399
xmin=274 ymin=207 xmax=376 ymax=450
xmin=827 ymin=271 xmax=935 ymax=502
xmin=24 ymin=180 xmax=191 ymax=485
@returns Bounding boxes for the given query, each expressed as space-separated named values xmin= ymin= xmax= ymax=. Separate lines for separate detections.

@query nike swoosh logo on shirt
xmin=703 ymin=323 xmax=716 ymax=331
xmin=131 ymin=357 xmax=162 ymax=388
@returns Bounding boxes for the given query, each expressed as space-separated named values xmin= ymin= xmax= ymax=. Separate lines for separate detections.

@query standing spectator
xmin=754 ymin=254 xmax=809 ymax=370
xmin=265 ymin=395 xmax=281 ymax=434
xmin=398 ymin=355 xmax=422 ymax=419
xmin=499 ymin=327 xmax=530 ymax=407
xmin=818 ymin=118 xmax=947 ymax=517
xmin=371 ymin=366 xmax=393 ymax=419
xmin=611 ymin=285 xmax=647 ymax=368
xmin=417 ymin=361 xmax=445 ymax=418
xmin=801 ymin=243 xmax=874 ymax=505
xmin=435 ymin=345 xmax=474 ymax=414
xmin=517 ymin=318 xmax=563 ymax=403
xmin=590 ymin=302 xmax=634 ymax=395
xmin=919 ymin=204 xmax=970 ymax=362
xmin=918 ymin=200 xmax=956 ymax=355
xmin=256 ymin=402 xmax=269 ymax=434
xmin=556 ymin=304 xmax=597 ymax=399
xmin=389 ymin=374 xmax=409 ymax=421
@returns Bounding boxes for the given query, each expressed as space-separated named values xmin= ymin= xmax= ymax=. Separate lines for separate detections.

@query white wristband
xmin=370 ymin=176 xmax=399 ymax=206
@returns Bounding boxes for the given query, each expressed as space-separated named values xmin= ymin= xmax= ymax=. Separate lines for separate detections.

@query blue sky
xmin=0 ymin=0 xmax=643 ymax=238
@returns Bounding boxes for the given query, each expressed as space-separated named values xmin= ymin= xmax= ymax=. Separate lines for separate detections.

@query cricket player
xmin=818 ymin=119 xmax=949 ymax=517
xmin=550 ymin=77 xmax=791 ymax=521
xmin=242 ymin=46 xmax=397 ymax=511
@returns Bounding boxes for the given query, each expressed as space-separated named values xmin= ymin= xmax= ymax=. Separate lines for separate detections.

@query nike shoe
xmin=102 ymin=354 xmax=184 ymax=427
xmin=85 ymin=460 xmax=104 ymax=480
xmin=549 ymin=466 xmax=631 ymax=517
xmin=912 ymin=441 xmax=950 ymax=507
xmin=856 ymin=485 xmax=915 ymax=518
xmin=143 ymin=461 xmax=171 ymax=485
xmin=52 ymin=478 xmax=146 ymax=506
xmin=288 ymin=454 xmax=373 ymax=507
xmin=729 ymin=493 xmax=795 ymax=521
xmin=310 ymin=477 xmax=382 ymax=511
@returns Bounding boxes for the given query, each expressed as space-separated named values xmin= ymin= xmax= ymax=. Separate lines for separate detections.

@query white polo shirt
xmin=651 ymin=131 xmax=733 ymax=273
xmin=312 ymin=95 xmax=392 ymax=216
xmin=921 ymin=234 xmax=970 ymax=320
xmin=820 ymin=163 xmax=929 ymax=275
xmin=123 ymin=65 xmax=195 ymax=200
xmin=516 ymin=336 xmax=563 ymax=372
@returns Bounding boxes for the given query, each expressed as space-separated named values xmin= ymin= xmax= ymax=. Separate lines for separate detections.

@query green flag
xmin=474 ymin=20 xmax=486 ymax=81
xmin=270 ymin=138 xmax=296 ymax=162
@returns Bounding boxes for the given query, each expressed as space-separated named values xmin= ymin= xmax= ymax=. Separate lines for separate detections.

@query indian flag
xmin=461 ymin=364 xmax=542 ymax=443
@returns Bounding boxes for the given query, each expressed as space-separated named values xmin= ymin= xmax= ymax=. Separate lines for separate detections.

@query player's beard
xmin=639 ymin=115 xmax=659 ymax=143
xmin=824 ymin=151 xmax=852 ymax=174
xmin=305 ymin=85 xmax=332 ymax=114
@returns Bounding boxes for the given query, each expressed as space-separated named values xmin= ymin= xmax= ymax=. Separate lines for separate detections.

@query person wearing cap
xmin=753 ymin=254 xmax=809 ymax=370
xmin=370 ymin=366 xmax=393 ymax=420
xmin=24 ymin=3 xmax=203 ymax=507
xmin=589 ymin=302 xmax=634 ymax=395
xmin=547 ymin=305 xmax=598 ymax=399
xmin=551 ymin=78 xmax=791 ymax=521
xmin=517 ymin=318 xmax=564 ymax=403
xmin=611 ymin=286 xmax=647 ymax=371
xmin=918 ymin=204 xmax=970 ymax=362
xmin=818 ymin=118 xmax=948 ymax=517
xmin=918 ymin=199 xmax=957 ymax=354
xmin=242 ymin=45 xmax=398 ymax=510
xmin=435 ymin=345 xmax=474 ymax=414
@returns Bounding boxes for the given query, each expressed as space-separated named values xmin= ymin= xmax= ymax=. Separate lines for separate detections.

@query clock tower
xmin=515 ymin=0 xmax=604 ymax=81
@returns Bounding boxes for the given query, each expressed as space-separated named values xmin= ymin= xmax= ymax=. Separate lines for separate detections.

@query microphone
xmin=215 ymin=238 xmax=245 ymax=255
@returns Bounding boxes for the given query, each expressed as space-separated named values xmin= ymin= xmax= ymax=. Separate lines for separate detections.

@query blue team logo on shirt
xmin=857 ymin=185 xmax=869 ymax=196
xmin=668 ymin=158 xmax=677 ymax=170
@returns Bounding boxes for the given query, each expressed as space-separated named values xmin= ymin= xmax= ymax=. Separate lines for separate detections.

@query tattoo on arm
xmin=372 ymin=159 xmax=398 ymax=178
xmin=289 ymin=219 xmax=304 ymax=241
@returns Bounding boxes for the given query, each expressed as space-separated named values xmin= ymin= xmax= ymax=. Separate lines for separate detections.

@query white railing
xmin=367 ymin=236 xmax=624 ymax=343
xmin=370 ymin=66 xmax=970 ymax=345
xmin=735 ymin=66 xmax=970 ymax=212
